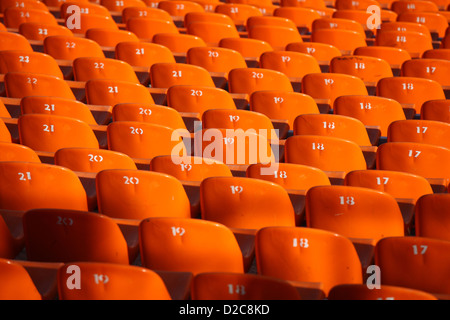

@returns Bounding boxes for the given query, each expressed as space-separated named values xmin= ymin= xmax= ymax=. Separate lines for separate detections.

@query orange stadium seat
xmin=273 ymin=7 xmax=321 ymax=34
xmin=23 ymin=209 xmax=130 ymax=264
xmin=72 ymin=57 xmax=140 ymax=83
xmin=421 ymin=100 xmax=450 ymax=123
xmin=96 ymin=169 xmax=191 ymax=220
xmin=126 ymin=17 xmax=179 ymax=41
xmin=186 ymin=21 xmax=240 ymax=47
xmin=401 ymin=58 xmax=450 ymax=87
xmin=375 ymin=30 xmax=433 ymax=58
xmin=333 ymin=95 xmax=406 ymax=137
xmin=115 ymin=41 xmax=176 ymax=67
xmin=0 ymin=0 xmax=49 ymax=13
xmin=4 ymin=72 xmax=75 ymax=100
xmin=0 ymin=31 xmax=33 ymax=51
xmin=58 ymin=262 xmax=171 ymax=300
xmin=0 ymin=162 xmax=88 ymax=212
xmin=214 ymin=3 xmax=262 ymax=27
xmin=375 ymin=236 xmax=450 ymax=298
xmin=376 ymin=77 xmax=446 ymax=116
xmin=3 ymin=7 xmax=58 ymax=29
xmin=20 ymin=96 xmax=99 ymax=126
xmin=250 ymin=90 xmax=320 ymax=129
xmin=248 ymin=25 xmax=303 ymax=51
xmin=415 ymin=193 xmax=450 ymax=242
xmin=311 ymin=29 xmax=367 ymax=54
xmin=43 ymin=35 xmax=105 ymax=61
xmin=0 ymin=142 xmax=41 ymax=163
xmin=0 ymin=50 xmax=64 ymax=79
xmin=85 ymin=79 xmax=155 ymax=106
xmin=100 ymin=0 xmax=146 ymax=12
xmin=19 ymin=22 xmax=74 ymax=41
xmin=85 ymin=28 xmax=139 ymax=48
xmin=200 ymin=176 xmax=296 ymax=231
xmin=152 ymin=33 xmax=207 ymax=54
xmin=166 ymin=85 xmax=236 ymax=117
xmin=139 ymin=217 xmax=245 ymax=275
xmin=121 ymin=6 xmax=172 ymax=24
xmin=150 ymin=63 xmax=215 ymax=89
xmin=255 ymin=226 xmax=362 ymax=298
xmin=191 ymin=272 xmax=301 ymax=300
xmin=0 ymin=258 xmax=42 ymax=300
xmin=106 ymin=121 xmax=185 ymax=160
xmin=390 ymin=0 xmax=439 ymax=15
xmin=18 ymin=114 xmax=99 ymax=154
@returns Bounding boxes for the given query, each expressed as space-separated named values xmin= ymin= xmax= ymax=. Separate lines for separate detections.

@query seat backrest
xmin=0 ymin=31 xmax=33 ymax=52
xmin=0 ymin=0 xmax=48 ymax=13
xmin=115 ymin=41 xmax=175 ymax=67
xmin=250 ymin=90 xmax=319 ymax=129
xmin=415 ymin=193 xmax=450 ymax=242
xmin=401 ymin=58 xmax=450 ymax=87
xmin=302 ymin=73 xmax=368 ymax=107
xmin=306 ymin=185 xmax=405 ymax=241
xmin=311 ymin=29 xmax=367 ymax=54
xmin=194 ymin=128 xmax=275 ymax=166
xmin=376 ymin=141 xmax=450 ymax=179
xmin=353 ymin=45 xmax=411 ymax=67
xmin=259 ymin=50 xmax=321 ymax=79
xmin=328 ymin=284 xmax=437 ymax=300
xmin=186 ymin=21 xmax=240 ymax=46
xmin=191 ymin=272 xmax=301 ymax=300
xmin=85 ymin=79 xmax=155 ymax=106
xmin=85 ymin=28 xmax=139 ymax=48
xmin=112 ymin=103 xmax=187 ymax=130
xmin=19 ymin=22 xmax=73 ymax=41
xmin=391 ymin=0 xmax=439 ymax=15
xmin=333 ymin=95 xmax=406 ymax=137
xmin=312 ymin=17 xmax=366 ymax=35
xmin=96 ymin=169 xmax=191 ymax=220
xmin=420 ymin=99 xmax=450 ymax=123
xmin=4 ymin=71 xmax=75 ymax=100
xmin=246 ymin=15 xmax=297 ymax=31
xmin=376 ymin=76 xmax=445 ymax=114
xmin=214 ymin=3 xmax=262 ymax=26
xmin=228 ymin=67 xmax=293 ymax=95
xmin=380 ymin=21 xmax=431 ymax=38
xmin=335 ymin=0 xmax=380 ymax=10
xmin=293 ymin=114 xmax=372 ymax=146
xmin=23 ymin=209 xmax=129 ymax=264
xmin=0 ymin=162 xmax=88 ymax=211
xmin=101 ymin=0 xmax=146 ymax=11
xmin=202 ymin=108 xmax=277 ymax=140
xmin=139 ymin=217 xmax=244 ymax=275
xmin=152 ymin=33 xmax=206 ymax=54
xmin=345 ymin=169 xmax=433 ymax=202
xmin=329 ymin=55 xmax=393 ymax=84
xmin=273 ymin=7 xmax=321 ymax=33
xmin=375 ymin=30 xmax=433 ymax=57
xmin=158 ymin=0 xmax=204 ymax=17
xmin=186 ymin=46 xmax=247 ymax=75
xmin=255 ymin=226 xmax=362 ymax=296
xmin=285 ymin=41 xmax=342 ymax=64
xmin=200 ymin=176 xmax=296 ymax=230
xmin=375 ymin=236 xmax=450 ymax=295
xmin=150 ymin=155 xmax=232 ymax=182
xmin=284 ymin=135 xmax=367 ymax=174
xmin=219 ymin=37 xmax=273 ymax=59
xmin=126 ymin=17 xmax=179 ymax=41
xmin=150 ymin=62 xmax=215 ymax=88
xmin=248 ymin=25 xmax=303 ymax=51
xmin=60 ymin=1 xmax=112 ymax=19
xmin=0 ymin=258 xmax=41 ymax=300
xmin=387 ymin=119 xmax=450 ymax=149
xmin=3 ymin=7 xmax=58 ymax=28
xmin=0 ymin=142 xmax=41 ymax=163
xmin=67 ymin=13 xmax=119 ymax=35
xmin=20 ymin=96 xmax=97 ymax=125
xmin=54 ymin=148 xmax=137 ymax=173
xmin=43 ymin=35 xmax=105 ymax=60
xmin=246 ymin=162 xmax=330 ymax=191
xmin=18 ymin=114 xmax=99 ymax=153
xmin=422 ymin=48 xmax=450 ymax=60
xmin=121 ymin=6 xmax=172 ymax=24
xmin=184 ymin=11 xmax=235 ymax=28
xmin=166 ymin=85 xmax=236 ymax=116
xmin=106 ymin=121 xmax=184 ymax=160
xmin=58 ymin=262 xmax=171 ymax=300
xmin=73 ymin=57 xmax=140 ymax=83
